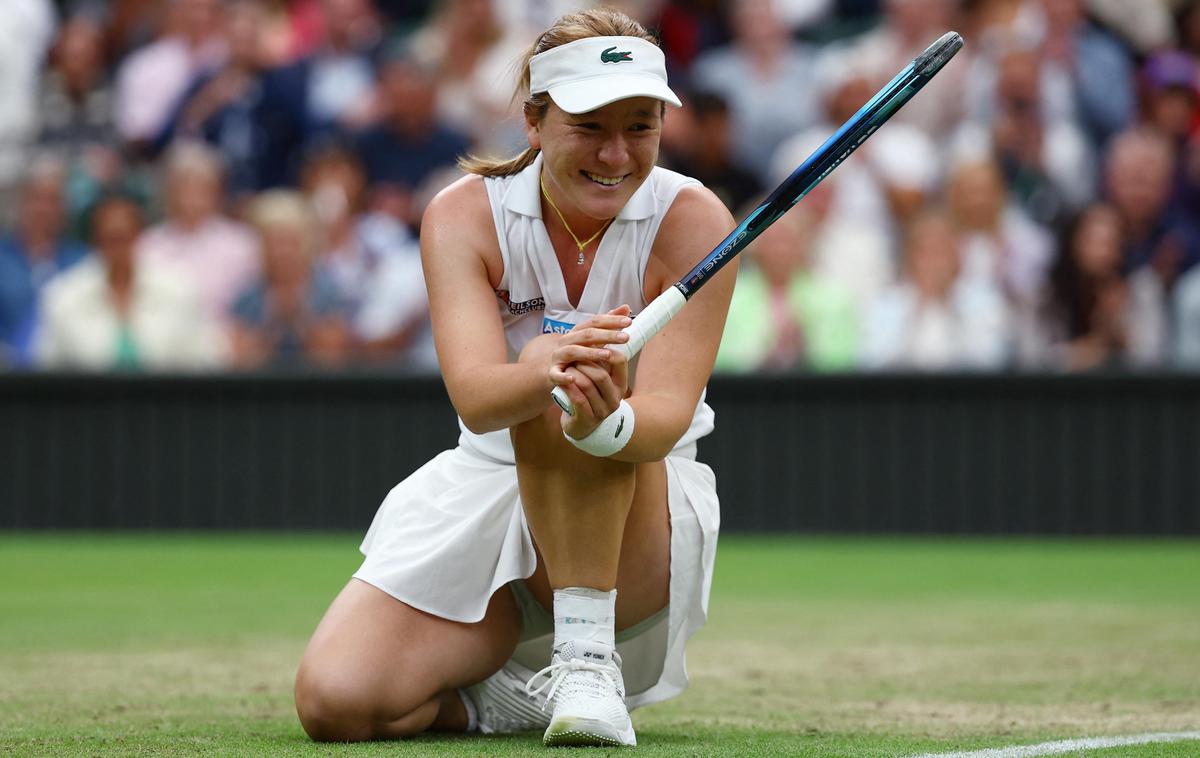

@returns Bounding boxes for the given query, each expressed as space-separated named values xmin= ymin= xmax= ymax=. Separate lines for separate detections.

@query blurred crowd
xmin=1 ymin=0 xmax=1198 ymax=374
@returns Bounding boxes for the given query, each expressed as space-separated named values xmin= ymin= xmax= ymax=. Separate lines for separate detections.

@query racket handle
xmin=551 ymin=287 xmax=687 ymax=416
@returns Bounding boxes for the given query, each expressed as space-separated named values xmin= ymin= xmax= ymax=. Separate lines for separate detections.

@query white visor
xmin=528 ymin=36 xmax=681 ymax=114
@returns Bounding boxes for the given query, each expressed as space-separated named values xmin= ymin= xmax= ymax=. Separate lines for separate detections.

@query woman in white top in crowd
xmin=294 ymin=8 xmax=735 ymax=748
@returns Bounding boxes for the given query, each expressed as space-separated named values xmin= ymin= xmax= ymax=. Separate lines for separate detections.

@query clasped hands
xmin=520 ymin=305 xmax=633 ymax=440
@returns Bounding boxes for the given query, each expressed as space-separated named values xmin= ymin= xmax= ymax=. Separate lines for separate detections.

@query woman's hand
xmin=558 ymin=349 xmax=631 ymax=439
xmin=517 ymin=306 xmax=633 ymax=437
xmin=556 ymin=306 xmax=633 ymax=439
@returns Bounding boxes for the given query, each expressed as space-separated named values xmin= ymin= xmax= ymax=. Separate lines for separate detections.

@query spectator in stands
xmin=406 ymin=0 xmax=536 ymax=153
xmin=134 ymin=142 xmax=260 ymax=336
xmin=863 ymin=211 xmax=1010 ymax=370
xmin=36 ymin=192 xmax=225 ymax=371
xmin=1155 ymin=53 xmax=1200 ymax=132
xmin=0 ymin=0 xmax=57 ymax=223
xmin=159 ymin=0 xmax=280 ymax=198
xmin=653 ymin=0 xmax=731 ymax=75
xmin=1039 ymin=0 xmax=1136 ymax=151
xmin=957 ymin=45 xmax=1095 ymax=227
xmin=967 ymin=0 xmax=1136 ymax=152
xmin=690 ymin=0 xmax=821 ymax=177
xmin=1105 ymin=127 xmax=1200 ymax=289
xmin=1172 ymin=259 xmax=1200 ymax=369
xmin=252 ymin=0 xmax=384 ymax=188
xmin=35 ymin=9 xmax=148 ymax=239
xmin=1138 ymin=51 xmax=1200 ymax=214
xmin=37 ymin=11 xmax=121 ymax=203
xmin=106 ymin=0 xmax=168 ymax=60
xmin=302 ymin=0 xmax=383 ymax=128
xmin=302 ymin=143 xmax=372 ymax=301
xmin=771 ymin=66 xmax=938 ymax=308
xmin=773 ymin=0 xmax=835 ymax=35
xmin=947 ymin=155 xmax=1053 ymax=309
xmin=834 ymin=0 xmax=967 ymax=138
xmin=797 ymin=183 xmax=896 ymax=320
xmin=300 ymin=144 xmax=436 ymax=369
xmin=963 ymin=0 xmax=1044 ymax=46
xmin=0 ymin=160 xmax=89 ymax=368
xmin=7 ymin=0 xmax=1189 ymax=380
xmin=715 ymin=203 xmax=858 ymax=373
xmin=353 ymin=51 xmax=471 ymax=229
xmin=1087 ymin=0 xmax=1175 ymax=55
xmin=946 ymin=155 xmax=1054 ymax=365
xmin=113 ymin=0 xmax=228 ymax=155
xmin=659 ymin=91 xmax=762 ymax=215
xmin=229 ymin=191 xmax=351 ymax=370
xmin=1045 ymin=203 xmax=1165 ymax=370
xmin=37 ymin=8 xmax=129 ymax=237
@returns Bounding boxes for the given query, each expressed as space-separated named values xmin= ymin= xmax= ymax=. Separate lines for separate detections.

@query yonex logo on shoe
xmin=582 ymin=651 xmax=607 ymax=660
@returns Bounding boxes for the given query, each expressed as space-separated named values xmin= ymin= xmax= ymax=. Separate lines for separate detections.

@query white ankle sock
xmin=553 ymin=586 xmax=617 ymax=651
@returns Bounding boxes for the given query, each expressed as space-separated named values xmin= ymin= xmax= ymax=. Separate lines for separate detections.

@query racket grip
xmin=551 ymin=287 xmax=687 ymax=416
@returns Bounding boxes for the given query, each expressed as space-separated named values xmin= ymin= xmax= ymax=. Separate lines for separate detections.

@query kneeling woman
xmin=294 ymin=8 xmax=736 ymax=748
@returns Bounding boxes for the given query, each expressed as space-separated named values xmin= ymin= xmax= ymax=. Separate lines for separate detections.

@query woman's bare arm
xmin=422 ymin=176 xmax=631 ymax=433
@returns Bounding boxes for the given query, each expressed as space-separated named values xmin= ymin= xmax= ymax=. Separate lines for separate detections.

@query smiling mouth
xmin=582 ymin=170 xmax=629 ymax=187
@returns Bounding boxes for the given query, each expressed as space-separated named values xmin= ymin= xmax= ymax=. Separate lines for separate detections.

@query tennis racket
xmin=553 ymin=31 xmax=965 ymax=415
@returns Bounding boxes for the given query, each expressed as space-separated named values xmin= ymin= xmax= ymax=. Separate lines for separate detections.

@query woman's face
xmin=948 ymin=160 xmax=1004 ymax=230
xmin=1073 ymin=205 xmax=1123 ymax=276
xmin=168 ymin=167 xmax=221 ymax=227
xmin=92 ymin=200 xmax=143 ymax=269
xmin=907 ymin=214 xmax=960 ymax=297
xmin=528 ymin=97 xmax=663 ymax=222
xmin=261 ymin=225 xmax=312 ymax=287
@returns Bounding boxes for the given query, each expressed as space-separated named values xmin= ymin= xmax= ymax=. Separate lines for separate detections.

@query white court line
xmin=906 ymin=731 xmax=1200 ymax=758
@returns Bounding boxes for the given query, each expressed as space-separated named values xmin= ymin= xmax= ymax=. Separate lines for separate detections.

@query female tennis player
xmin=294 ymin=8 xmax=736 ymax=748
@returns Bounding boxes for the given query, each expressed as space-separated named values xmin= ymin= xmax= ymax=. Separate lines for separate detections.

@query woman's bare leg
xmin=511 ymin=404 xmax=671 ymax=623
xmin=294 ymin=578 xmax=520 ymax=742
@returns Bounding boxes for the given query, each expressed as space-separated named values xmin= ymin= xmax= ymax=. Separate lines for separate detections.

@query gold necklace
xmin=541 ymin=173 xmax=613 ymax=265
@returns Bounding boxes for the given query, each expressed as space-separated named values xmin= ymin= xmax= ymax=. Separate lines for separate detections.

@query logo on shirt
xmin=601 ymin=46 xmax=633 ymax=64
xmin=542 ymin=317 xmax=576 ymax=335
xmin=495 ymin=290 xmax=545 ymax=316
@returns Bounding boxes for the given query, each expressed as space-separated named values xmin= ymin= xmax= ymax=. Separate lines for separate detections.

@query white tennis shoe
xmin=461 ymin=661 xmax=552 ymax=734
xmin=525 ymin=640 xmax=636 ymax=747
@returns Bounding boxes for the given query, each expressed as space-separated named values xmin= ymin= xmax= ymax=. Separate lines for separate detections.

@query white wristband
xmin=564 ymin=399 xmax=635 ymax=457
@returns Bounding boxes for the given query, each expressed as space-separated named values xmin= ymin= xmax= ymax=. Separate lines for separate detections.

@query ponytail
xmin=458 ymin=146 xmax=541 ymax=178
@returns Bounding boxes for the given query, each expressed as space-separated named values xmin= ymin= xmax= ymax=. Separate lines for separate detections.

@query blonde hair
xmin=246 ymin=190 xmax=321 ymax=260
xmin=458 ymin=8 xmax=660 ymax=178
xmin=164 ymin=140 xmax=225 ymax=182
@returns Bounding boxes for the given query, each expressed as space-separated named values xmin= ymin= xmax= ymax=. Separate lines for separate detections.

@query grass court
xmin=2 ymin=534 xmax=1197 ymax=757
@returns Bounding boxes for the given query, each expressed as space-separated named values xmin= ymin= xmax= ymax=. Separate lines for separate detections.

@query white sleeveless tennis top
xmin=457 ymin=153 xmax=715 ymax=463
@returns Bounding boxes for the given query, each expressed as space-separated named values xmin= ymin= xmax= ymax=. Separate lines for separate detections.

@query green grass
xmin=1 ymin=534 xmax=1198 ymax=757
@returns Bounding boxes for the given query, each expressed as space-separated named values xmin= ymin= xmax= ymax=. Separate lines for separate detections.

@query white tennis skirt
xmin=353 ymin=428 xmax=720 ymax=709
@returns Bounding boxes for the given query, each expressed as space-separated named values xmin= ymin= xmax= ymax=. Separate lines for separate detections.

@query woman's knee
xmin=295 ymin=664 xmax=374 ymax=741
xmin=294 ymin=662 xmax=431 ymax=742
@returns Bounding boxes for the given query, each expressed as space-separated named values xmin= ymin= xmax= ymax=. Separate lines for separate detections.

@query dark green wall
xmin=2 ymin=373 xmax=1197 ymax=534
